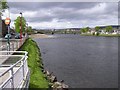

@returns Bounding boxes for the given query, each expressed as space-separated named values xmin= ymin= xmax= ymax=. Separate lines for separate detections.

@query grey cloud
xmin=8 ymin=2 xmax=118 ymax=28
xmin=44 ymin=3 xmax=116 ymax=22
xmin=105 ymin=3 xmax=118 ymax=15
xmin=60 ymin=2 xmax=100 ymax=9
xmin=8 ymin=2 xmax=64 ymax=13
xmin=26 ymin=15 xmax=54 ymax=22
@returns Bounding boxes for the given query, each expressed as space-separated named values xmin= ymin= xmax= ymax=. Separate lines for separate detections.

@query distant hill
xmin=33 ymin=25 xmax=120 ymax=31
xmin=54 ymin=28 xmax=81 ymax=31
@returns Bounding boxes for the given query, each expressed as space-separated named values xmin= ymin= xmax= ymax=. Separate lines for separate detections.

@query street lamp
xmin=20 ymin=12 xmax=22 ymax=39
xmin=5 ymin=17 xmax=11 ymax=51
xmin=26 ymin=23 xmax=28 ymax=38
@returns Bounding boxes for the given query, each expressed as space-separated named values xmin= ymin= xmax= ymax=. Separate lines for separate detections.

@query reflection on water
xmin=34 ymin=34 xmax=118 ymax=88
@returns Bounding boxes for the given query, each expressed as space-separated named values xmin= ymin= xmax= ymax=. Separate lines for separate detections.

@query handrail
xmin=0 ymin=51 xmax=27 ymax=76
xmin=0 ymin=51 xmax=28 ymax=55
xmin=0 ymin=55 xmax=24 ymax=77
xmin=0 ymin=75 xmax=12 ymax=88
xmin=0 ymin=37 xmax=27 ymax=51
xmin=0 ymin=51 xmax=29 ymax=89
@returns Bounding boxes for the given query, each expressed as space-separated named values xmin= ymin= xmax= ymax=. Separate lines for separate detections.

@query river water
xmin=34 ymin=34 xmax=118 ymax=88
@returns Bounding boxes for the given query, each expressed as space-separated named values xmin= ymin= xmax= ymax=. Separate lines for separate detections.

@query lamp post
xmin=5 ymin=17 xmax=11 ymax=51
xmin=26 ymin=23 xmax=28 ymax=38
xmin=20 ymin=12 xmax=22 ymax=39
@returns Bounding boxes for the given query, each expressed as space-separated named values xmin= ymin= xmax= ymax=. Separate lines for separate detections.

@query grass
xmin=80 ymin=33 xmax=93 ymax=36
xmin=98 ymin=34 xmax=120 ymax=37
xmin=20 ymin=38 xmax=49 ymax=89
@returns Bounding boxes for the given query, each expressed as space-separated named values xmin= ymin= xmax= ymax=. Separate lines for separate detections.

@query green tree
xmin=0 ymin=0 xmax=9 ymax=21
xmin=95 ymin=26 xmax=100 ymax=32
xmin=0 ymin=0 xmax=8 ymax=14
xmin=0 ymin=0 xmax=8 ymax=37
xmin=27 ymin=26 xmax=32 ymax=32
xmin=81 ymin=28 xmax=86 ymax=33
xmin=105 ymin=26 xmax=113 ymax=33
xmin=0 ymin=0 xmax=9 ymax=20
xmin=85 ymin=27 xmax=89 ymax=32
xmin=1 ymin=1 xmax=8 ymax=9
xmin=14 ymin=16 xmax=26 ymax=33
xmin=81 ymin=27 xmax=90 ymax=33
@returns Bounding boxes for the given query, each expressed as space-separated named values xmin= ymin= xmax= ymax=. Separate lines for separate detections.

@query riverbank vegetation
xmin=80 ymin=25 xmax=120 ymax=37
xmin=81 ymin=33 xmax=120 ymax=37
xmin=20 ymin=38 xmax=49 ymax=88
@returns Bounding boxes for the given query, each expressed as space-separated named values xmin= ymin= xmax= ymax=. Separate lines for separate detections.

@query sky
xmin=2 ymin=1 xmax=119 ymax=29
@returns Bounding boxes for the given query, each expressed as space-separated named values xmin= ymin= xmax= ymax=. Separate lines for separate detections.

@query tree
xmin=105 ymin=26 xmax=113 ymax=33
xmin=81 ymin=27 xmax=90 ymax=33
xmin=14 ymin=16 xmax=26 ymax=33
xmin=81 ymin=28 xmax=86 ymax=33
xmin=0 ymin=0 xmax=8 ymax=37
xmin=27 ymin=26 xmax=32 ymax=32
xmin=95 ymin=26 xmax=100 ymax=36
xmin=0 ymin=0 xmax=9 ymax=15
xmin=85 ymin=27 xmax=89 ymax=32
xmin=95 ymin=26 xmax=100 ymax=32
xmin=26 ymin=26 xmax=34 ymax=35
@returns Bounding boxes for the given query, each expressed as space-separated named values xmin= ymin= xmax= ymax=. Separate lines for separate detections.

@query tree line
xmin=81 ymin=26 xmax=114 ymax=35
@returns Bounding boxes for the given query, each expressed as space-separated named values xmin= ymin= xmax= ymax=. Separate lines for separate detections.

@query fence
xmin=0 ymin=51 xmax=30 ymax=89
xmin=0 ymin=37 xmax=27 ymax=51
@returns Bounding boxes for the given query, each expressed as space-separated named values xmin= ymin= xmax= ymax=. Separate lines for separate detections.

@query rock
xmin=46 ymin=70 xmax=50 ymax=76
xmin=52 ymin=81 xmax=69 ymax=89
xmin=49 ymin=75 xmax=57 ymax=82
xmin=52 ymin=82 xmax=62 ymax=88
xmin=43 ymin=70 xmax=69 ymax=89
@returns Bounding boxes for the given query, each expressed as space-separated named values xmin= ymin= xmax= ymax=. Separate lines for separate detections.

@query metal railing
xmin=0 ymin=36 xmax=27 ymax=51
xmin=0 ymin=51 xmax=30 ymax=89
xmin=0 ymin=35 xmax=28 ymax=51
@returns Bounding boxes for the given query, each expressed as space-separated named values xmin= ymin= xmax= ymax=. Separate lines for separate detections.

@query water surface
xmin=34 ymin=34 xmax=118 ymax=88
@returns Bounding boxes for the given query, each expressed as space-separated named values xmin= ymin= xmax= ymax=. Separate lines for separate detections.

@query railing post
xmin=12 ymin=42 xmax=14 ymax=51
xmin=11 ymin=68 xmax=14 ymax=89
xmin=22 ymin=60 xmax=25 ymax=80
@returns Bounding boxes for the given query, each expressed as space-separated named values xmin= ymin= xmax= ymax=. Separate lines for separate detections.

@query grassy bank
xmin=20 ymin=38 xmax=49 ymax=88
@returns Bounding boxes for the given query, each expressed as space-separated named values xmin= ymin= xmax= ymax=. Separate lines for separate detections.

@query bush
xmin=96 ymin=32 xmax=99 ymax=36
xmin=93 ymin=32 xmax=95 ymax=35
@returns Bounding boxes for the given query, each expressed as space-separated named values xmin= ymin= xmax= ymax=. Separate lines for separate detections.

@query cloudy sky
xmin=2 ymin=2 xmax=118 ymax=29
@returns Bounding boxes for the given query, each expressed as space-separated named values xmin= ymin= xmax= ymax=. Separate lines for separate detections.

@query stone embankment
xmin=43 ymin=70 xmax=69 ymax=90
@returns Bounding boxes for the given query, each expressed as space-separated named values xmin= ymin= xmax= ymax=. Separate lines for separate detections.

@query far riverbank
xmin=81 ymin=33 xmax=120 ymax=37
xmin=30 ymin=34 xmax=48 ymax=38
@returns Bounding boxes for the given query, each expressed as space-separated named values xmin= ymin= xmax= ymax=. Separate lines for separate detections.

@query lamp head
xmin=20 ymin=12 xmax=22 ymax=16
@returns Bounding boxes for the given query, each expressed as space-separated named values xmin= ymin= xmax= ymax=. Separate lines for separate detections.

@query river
xmin=34 ymin=34 xmax=118 ymax=88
